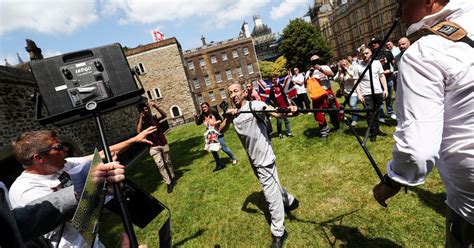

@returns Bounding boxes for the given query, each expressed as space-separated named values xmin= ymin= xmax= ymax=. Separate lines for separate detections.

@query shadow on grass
xmin=170 ymin=135 xmax=209 ymax=169
xmin=173 ymin=228 xmax=206 ymax=247
xmin=241 ymin=191 xmax=272 ymax=226
xmin=302 ymin=127 xmax=321 ymax=139
xmin=317 ymin=209 xmax=401 ymax=247
xmin=329 ymin=225 xmax=402 ymax=248
xmin=411 ymin=187 xmax=446 ymax=217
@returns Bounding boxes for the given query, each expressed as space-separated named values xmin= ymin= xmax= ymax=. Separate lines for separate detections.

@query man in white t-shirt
xmin=221 ymin=83 xmax=299 ymax=248
xmin=9 ymin=127 xmax=155 ymax=247
xmin=355 ymin=47 xmax=388 ymax=142
xmin=291 ymin=67 xmax=310 ymax=110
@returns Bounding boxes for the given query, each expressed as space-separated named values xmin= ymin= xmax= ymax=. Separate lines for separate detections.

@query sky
xmin=0 ymin=0 xmax=313 ymax=66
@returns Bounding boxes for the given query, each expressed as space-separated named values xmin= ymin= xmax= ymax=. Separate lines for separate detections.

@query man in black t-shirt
xmin=137 ymin=102 xmax=176 ymax=193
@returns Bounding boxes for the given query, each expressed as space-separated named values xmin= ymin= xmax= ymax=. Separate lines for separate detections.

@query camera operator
xmin=334 ymin=59 xmax=359 ymax=126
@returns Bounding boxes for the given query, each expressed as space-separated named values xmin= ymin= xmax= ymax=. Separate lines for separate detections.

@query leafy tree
xmin=272 ymin=56 xmax=288 ymax=77
xmin=258 ymin=56 xmax=288 ymax=80
xmin=258 ymin=60 xmax=274 ymax=79
xmin=279 ymin=18 xmax=332 ymax=71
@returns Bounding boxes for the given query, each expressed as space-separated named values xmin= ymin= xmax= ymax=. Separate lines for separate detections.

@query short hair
xmin=138 ymin=103 xmax=148 ymax=112
xmin=12 ymin=130 xmax=56 ymax=166
xmin=271 ymin=74 xmax=278 ymax=79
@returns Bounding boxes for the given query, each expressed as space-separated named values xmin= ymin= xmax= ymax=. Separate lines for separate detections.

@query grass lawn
xmin=99 ymin=101 xmax=446 ymax=247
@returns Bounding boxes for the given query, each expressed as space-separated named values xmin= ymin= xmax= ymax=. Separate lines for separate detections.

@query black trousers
xmin=296 ymin=93 xmax=311 ymax=110
xmin=363 ymin=93 xmax=384 ymax=136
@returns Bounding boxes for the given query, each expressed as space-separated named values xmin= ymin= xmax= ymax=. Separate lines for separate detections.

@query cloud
xmin=0 ymin=0 xmax=98 ymax=35
xmin=100 ymin=0 xmax=269 ymax=28
xmin=270 ymin=0 xmax=307 ymax=20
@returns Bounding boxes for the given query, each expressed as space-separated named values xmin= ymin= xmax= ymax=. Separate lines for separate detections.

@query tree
xmin=279 ymin=18 xmax=332 ymax=72
xmin=258 ymin=56 xmax=288 ymax=79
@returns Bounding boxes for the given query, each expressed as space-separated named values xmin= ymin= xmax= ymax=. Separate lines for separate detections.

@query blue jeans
xmin=277 ymin=118 xmax=291 ymax=135
xmin=218 ymin=135 xmax=236 ymax=161
xmin=349 ymin=95 xmax=358 ymax=122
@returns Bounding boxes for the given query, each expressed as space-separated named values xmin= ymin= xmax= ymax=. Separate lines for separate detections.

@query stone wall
xmin=126 ymin=38 xmax=197 ymax=127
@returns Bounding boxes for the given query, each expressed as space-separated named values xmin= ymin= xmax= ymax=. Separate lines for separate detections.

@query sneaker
xmin=167 ymin=183 xmax=174 ymax=193
xmin=278 ymin=134 xmax=283 ymax=139
xmin=307 ymin=113 xmax=312 ymax=115
xmin=378 ymin=118 xmax=385 ymax=123
xmin=390 ymin=114 xmax=397 ymax=120
xmin=285 ymin=198 xmax=299 ymax=212
xmin=351 ymin=121 xmax=357 ymax=126
xmin=369 ymin=135 xmax=377 ymax=142
xmin=271 ymin=231 xmax=288 ymax=248
xmin=232 ymin=160 xmax=238 ymax=165
xmin=171 ymin=177 xmax=177 ymax=186
xmin=287 ymin=133 xmax=293 ymax=137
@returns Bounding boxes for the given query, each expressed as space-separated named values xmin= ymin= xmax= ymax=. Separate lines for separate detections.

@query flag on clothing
xmin=151 ymin=30 xmax=165 ymax=42
xmin=280 ymin=75 xmax=297 ymax=100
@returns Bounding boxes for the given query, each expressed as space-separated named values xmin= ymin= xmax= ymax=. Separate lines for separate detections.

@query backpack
xmin=306 ymin=77 xmax=327 ymax=100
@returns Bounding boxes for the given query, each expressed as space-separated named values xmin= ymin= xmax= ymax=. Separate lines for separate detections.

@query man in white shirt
xmin=373 ymin=0 xmax=474 ymax=246
xmin=355 ymin=48 xmax=388 ymax=142
xmin=291 ymin=67 xmax=310 ymax=111
xmin=9 ymin=127 xmax=155 ymax=247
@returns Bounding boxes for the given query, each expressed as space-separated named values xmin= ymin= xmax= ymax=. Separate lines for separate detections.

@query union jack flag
xmin=258 ymin=76 xmax=297 ymax=102
xmin=281 ymin=75 xmax=297 ymax=100
xmin=257 ymin=79 xmax=271 ymax=103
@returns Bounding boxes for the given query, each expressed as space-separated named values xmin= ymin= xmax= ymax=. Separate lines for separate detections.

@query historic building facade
xmin=126 ymin=37 xmax=197 ymax=126
xmin=183 ymin=36 xmax=261 ymax=109
xmin=308 ymin=0 xmax=406 ymax=58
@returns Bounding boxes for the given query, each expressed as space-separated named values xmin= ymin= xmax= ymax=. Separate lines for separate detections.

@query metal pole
xmin=93 ymin=112 xmax=139 ymax=248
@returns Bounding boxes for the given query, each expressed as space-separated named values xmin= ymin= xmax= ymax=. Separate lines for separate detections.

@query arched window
xmin=138 ymin=62 xmax=146 ymax=74
xmin=170 ymin=105 xmax=182 ymax=118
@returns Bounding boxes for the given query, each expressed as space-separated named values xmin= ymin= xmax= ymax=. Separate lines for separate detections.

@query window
xmin=210 ymin=55 xmax=217 ymax=64
xmin=209 ymin=91 xmax=216 ymax=102
xmin=221 ymin=52 xmax=228 ymax=61
xmin=154 ymin=88 xmax=162 ymax=99
xmin=135 ymin=62 xmax=146 ymax=75
xmin=247 ymin=64 xmax=254 ymax=74
xmin=226 ymin=70 xmax=232 ymax=80
xmin=187 ymin=61 xmax=195 ymax=70
xmin=199 ymin=58 xmax=205 ymax=67
xmin=243 ymin=47 xmax=249 ymax=55
xmin=146 ymin=87 xmax=162 ymax=100
xmin=237 ymin=67 xmax=243 ymax=77
xmin=220 ymin=89 xmax=226 ymax=99
xmin=170 ymin=105 xmax=182 ymax=118
xmin=193 ymin=78 xmax=200 ymax=89
xmin=198 ymin=94 xmax=204 ymax=104
xmin=215 ymin=72 xmax=222 ymax=82
xmin=204 ymin=75 xmax=210 ymax=86
xmin=232 ymin=50 xmax=238 ymax=58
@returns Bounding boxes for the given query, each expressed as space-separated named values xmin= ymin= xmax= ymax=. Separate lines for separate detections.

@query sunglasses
xmin=38 ymin=144 xmax=65 ymax=155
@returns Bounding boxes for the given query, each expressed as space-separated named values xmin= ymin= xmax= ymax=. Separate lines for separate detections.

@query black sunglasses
xmin=38 ymin=144 xmax=65 ymax=155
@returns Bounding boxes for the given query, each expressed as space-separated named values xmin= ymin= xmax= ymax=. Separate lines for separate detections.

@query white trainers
xmin=390 ymin=114 xmax=397 ymax=120
xmin=232 ymin=160 xmax=238 ymax=165
xmin=351 ymin=121 xmax=357 ymax=126
xmin=378 ymin=118 xmax=385 ymax=123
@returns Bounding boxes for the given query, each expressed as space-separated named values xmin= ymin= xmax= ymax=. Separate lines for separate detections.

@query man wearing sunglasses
xmin=8 ymin=127 xmax=156 ymax=248
xmin=373 ymin=0 xmax=474 ymax=247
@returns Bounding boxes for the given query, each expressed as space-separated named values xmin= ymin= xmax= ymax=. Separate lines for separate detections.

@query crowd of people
xmin=2 ymin=0 xmax=473 ymax=247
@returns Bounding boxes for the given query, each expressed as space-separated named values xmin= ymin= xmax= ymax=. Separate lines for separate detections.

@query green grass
xmin=99 ymin=101 xmax=446 ymax=247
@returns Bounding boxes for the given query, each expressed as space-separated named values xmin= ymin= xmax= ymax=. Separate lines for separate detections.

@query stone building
xmin=307 ymin=0 xmax=406 ymax=58
xmin=240 ymin=16 xmax=281 ymax=62
xmin=183 ymin=36 xmax=261 ymax=109
xmin=125 ymin=37 xmax=196 ymax=126
xmin=0 ymin=65 xmax=141 ymax=187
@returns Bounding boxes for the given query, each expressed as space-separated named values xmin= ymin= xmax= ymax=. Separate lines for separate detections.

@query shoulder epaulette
xmin=408 ymin=20 xmax=474 ymax=47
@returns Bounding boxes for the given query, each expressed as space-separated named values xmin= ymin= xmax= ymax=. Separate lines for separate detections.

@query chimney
xmin=242 ymin=21 xmax=250 ymax=38
xmin=201 ymin=35 xmax=206 ymax=46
